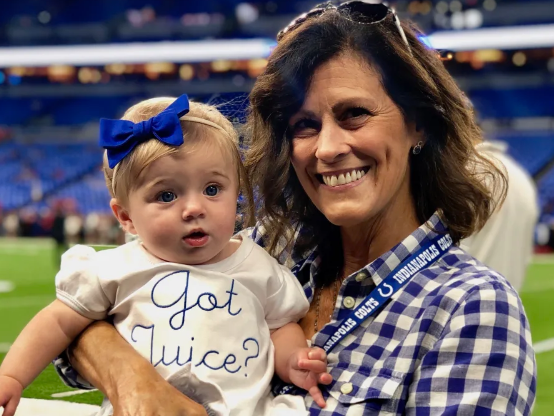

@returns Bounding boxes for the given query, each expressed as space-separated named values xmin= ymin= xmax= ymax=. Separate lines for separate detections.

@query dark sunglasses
xmin=277 ymin=1 xmax=411 ymax=54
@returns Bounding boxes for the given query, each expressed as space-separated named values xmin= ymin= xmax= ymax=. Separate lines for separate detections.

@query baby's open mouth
xmin=183 ymin=230 xmax=209 ymax=247
xmin=185 ymin=231 xmax=206 ymax=239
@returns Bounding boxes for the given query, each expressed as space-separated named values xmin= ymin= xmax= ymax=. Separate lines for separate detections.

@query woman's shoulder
xmin=423 ymin=245 xmax=521 ymax=309
xmin=240 ymin=224 xmax=313 ymax=271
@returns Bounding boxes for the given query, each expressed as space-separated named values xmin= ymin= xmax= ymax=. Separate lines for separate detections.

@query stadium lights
xmin=427 ymin=24 xmax=554 ymax=51
xmin=1 ymin=24 xmax=554 ymax=68
xmin=0 ymin=39 xmax=276 ymax=68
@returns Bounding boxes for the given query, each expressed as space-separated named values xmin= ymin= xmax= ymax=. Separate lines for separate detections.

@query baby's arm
xmin=0 ymin=299 xmax=93 ymax=416
xmin=271 ymin=323 xmax=332 ymax=408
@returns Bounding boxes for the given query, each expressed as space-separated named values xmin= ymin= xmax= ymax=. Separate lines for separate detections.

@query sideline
xmin=0 ymin=295 xmax=54 ymax=309
xmin=531 ymin=254 xmax=554 ymax=264
xmin=14 ymin=398 xmax=99 ymax=416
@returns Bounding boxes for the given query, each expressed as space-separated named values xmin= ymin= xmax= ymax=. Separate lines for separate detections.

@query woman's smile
xmin=316 ymin=167 xmax=370 ymax=188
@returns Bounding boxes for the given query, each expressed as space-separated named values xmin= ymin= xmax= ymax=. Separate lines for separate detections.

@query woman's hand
xmin=68 ymin=321 xmax=207 ymax=416
xmin=287 ymin=347 xmax=333 ymax=408
xmin=112 ymin=377 xmax=208 ymax=416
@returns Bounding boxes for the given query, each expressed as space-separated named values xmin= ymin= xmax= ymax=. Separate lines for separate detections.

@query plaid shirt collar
xmin=297 ymin=212 xmax=448 ymax=300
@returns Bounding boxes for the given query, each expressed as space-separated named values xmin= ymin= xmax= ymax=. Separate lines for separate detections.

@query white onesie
xmin=55 ymin=232 xmax=310 ymax=416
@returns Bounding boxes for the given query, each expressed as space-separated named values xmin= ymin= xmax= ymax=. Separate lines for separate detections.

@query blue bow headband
xmin=99 ymin=94 xmax=190 ymax=169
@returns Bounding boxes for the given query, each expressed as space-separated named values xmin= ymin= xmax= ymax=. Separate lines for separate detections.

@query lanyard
xmin=276 ymin=233 xmax=453 ymax=396
xmin=319 ymin=233 xmax=452 ymax=353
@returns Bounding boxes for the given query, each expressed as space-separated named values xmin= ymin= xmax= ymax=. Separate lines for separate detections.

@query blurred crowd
xmin=0 ymin=199 xmax=124 ymax=246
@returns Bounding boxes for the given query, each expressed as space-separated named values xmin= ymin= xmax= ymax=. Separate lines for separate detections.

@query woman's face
xmin=289 ymin=53 xmax=422 ymax=228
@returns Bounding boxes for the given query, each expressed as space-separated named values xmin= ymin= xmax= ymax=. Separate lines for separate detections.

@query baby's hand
xmin=0 ymin=375 xmax=23 ymax=416
xmin=287 ymin=347 xmax=332 ymax=408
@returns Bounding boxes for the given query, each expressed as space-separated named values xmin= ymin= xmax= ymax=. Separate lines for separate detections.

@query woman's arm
xmin=68 ymin=320 xmax=208 ymax=416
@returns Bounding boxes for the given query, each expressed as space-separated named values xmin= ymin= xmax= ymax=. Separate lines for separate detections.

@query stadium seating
xmin=0 ymin=142 xmax=102 ymax=211
xmin=497 ymin=133 xmax=554 ymax=175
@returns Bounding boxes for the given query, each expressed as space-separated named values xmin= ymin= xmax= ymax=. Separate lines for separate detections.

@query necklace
xmin=314 ymin=279 xmax=341 ymax=333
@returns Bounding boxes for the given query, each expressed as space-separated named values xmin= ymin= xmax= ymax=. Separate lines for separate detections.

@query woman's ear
xmin=408 ymin=120 xmax=426 ymax=148
xmin=110 ymin=198 xmax=137 ymax=235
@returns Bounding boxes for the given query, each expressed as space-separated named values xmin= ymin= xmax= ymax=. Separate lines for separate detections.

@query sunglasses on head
xmin=277 ymin=1 xmax=411 ymax=54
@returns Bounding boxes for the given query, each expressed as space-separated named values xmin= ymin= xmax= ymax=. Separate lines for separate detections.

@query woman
xmin=54 ymin=2 xmax=536 ymax=415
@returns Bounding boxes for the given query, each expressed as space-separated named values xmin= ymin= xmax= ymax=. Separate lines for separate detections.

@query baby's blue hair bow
xmin=99 ymin=94 xmax=190 ymax=169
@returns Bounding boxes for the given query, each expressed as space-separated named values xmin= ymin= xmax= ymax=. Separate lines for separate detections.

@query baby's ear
xmin=110 ymin=198 xmax=137 ymax=235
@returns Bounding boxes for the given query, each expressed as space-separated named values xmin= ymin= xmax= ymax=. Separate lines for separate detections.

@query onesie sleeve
xmin=265 ymin=264 xmax=310 ymax=330
xmin=55 ymin=245 xmax=111 ymax=320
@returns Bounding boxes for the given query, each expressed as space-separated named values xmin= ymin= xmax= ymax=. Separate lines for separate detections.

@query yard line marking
xmin=51 ymin=389 xmax=98 ymax=398
xmin=534 ymin=337 xmax=554 ymax=354
xmin=0 ymin=295 xmax=54 ymax=309
xmin=0 ymin=343 xmax=12 ymax=353
xmin=0 ymin=281 xmax=14 ymax=293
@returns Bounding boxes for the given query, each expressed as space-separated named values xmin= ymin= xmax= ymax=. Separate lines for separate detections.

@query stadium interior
xmin=0 ymin=0 xmax=553 ymax=415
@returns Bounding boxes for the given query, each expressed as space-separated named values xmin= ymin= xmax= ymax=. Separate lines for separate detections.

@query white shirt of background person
xmin=461 ymin=140 xmax=539 ymax=292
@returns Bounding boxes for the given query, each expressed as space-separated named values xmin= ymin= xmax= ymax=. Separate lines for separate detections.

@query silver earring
xmin=412 ymin=141 xmax=423 ymax=155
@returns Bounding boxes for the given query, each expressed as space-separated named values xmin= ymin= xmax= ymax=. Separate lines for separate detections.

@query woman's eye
xmin=341 ymin=107 xmax=370 ymax=121
xmin=290 ymin=119 xmax=319 ymax=138
xmin=204 ymin=185 xmax=220 ymax=197
xmin=157 ymin=191 xmax=176 ymax=203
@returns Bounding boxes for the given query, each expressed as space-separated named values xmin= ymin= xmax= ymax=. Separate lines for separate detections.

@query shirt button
xmin=340 ymin=382 xmax=354 ymax=395
xmin=355 ymin=271 xmax=369 ymax=282
xmin=343 ymin=296 xmax=356 ymax=309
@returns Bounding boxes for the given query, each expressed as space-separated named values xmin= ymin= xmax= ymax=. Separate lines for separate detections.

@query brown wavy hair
xmin=244 ymin=6 xmax=506 ymax=286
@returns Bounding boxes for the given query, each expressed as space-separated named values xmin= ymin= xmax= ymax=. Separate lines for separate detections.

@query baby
xmin=0 ymin=95 xmax=331 ymax=416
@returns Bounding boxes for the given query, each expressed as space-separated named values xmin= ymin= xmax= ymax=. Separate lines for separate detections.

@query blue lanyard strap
xmin=275 ymin=233 xmax=453 ymax=396
xmin=319 ymin=233 xmax=453 ymax=354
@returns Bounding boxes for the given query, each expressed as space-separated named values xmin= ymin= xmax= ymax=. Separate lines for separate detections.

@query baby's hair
xmin=102 ymin=97 xmax=255 ymax=227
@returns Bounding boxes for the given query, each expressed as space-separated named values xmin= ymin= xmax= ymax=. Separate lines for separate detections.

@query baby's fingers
xmin=298 ymin=359 xmax=328 ymax=374
xmin=308 ymin=385 xmax=326 ymax=408
xmin=308 ymin=348 xmax=327 ymax=362
xmin=318 ymin=372 xmax=333 ymax=385
xmin=1 ymin=397 xmax=20 ymax=416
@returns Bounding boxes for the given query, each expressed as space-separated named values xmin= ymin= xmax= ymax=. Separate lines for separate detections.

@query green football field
xmin=0 ymin=238 xmax=553 ymax=414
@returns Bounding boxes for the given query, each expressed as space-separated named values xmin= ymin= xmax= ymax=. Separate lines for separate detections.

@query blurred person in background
xmin=2 ymin=213 xmax=19 ymax=238
xmin=462 ymin=140 xmax=540 ymax=292
xmin=51 ymin=202 xmax=67 ymax=266
xmin=0 ymin=204 xmax=4 ymax=236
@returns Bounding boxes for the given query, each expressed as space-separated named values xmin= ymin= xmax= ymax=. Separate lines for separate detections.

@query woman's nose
xmin=314 ymin=121 xmax=351 ymax=163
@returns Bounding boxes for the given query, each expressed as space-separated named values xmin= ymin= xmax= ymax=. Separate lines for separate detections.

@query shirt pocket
xmin=328 ymin=366 xmax=406 ymax=410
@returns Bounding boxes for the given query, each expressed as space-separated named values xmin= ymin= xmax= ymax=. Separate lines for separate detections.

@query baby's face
xmin=124 ymin=144 xmax=239 ymax=265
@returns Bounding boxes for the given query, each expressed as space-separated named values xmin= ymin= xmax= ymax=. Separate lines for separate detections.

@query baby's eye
xmin=157 ymin=191 xmax=176 ymax=203
xmin=204 ymin=185 xmax=220 ymax=197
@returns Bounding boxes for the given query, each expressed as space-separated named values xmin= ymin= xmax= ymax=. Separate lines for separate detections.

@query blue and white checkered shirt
xmin=54 ymin=213 xmax=536 ymax=415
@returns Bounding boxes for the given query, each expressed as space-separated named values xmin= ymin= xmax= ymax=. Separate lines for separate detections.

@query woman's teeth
xmin=322 ymin=169 xmax=367 ymax=187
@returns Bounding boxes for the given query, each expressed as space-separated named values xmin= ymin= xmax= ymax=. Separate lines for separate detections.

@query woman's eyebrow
xmin=331 ymin=98 xmax=370 ymax=114
xmin=289 ymin=109 xmax=318 ymax=124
